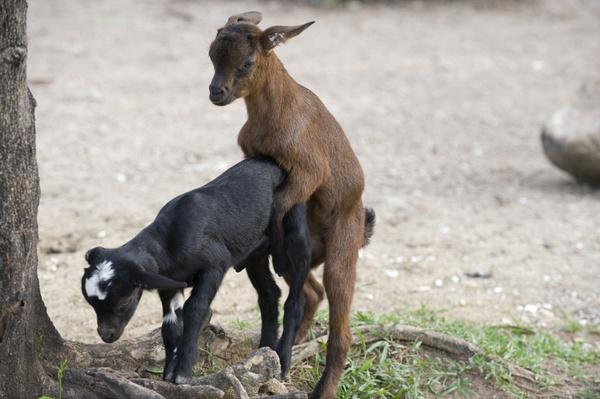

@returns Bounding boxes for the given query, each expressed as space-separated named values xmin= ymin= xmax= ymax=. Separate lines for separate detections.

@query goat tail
xmin=362 ymin=207 xmax=376 ymax=247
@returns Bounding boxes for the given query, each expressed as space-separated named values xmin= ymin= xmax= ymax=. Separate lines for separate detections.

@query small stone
xmin=524 ymin=304 xmax=539 ymax=314
xmin=465 ymin=271 xmax=492 ymax=279
xmin=115 ymin=173 xmax=127 ymax=183
xmin=385 ymin=269 xmax=399 ymax=278
xmin=259 ymin=378 xmax=288 ymax=395
xmin=531 ymin=60 xmax=545 ymax=71
xmin=434 ymin=279 xmax=444 ymax=288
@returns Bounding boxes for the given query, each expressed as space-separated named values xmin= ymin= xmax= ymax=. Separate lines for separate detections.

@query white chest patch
xmin=85 ymin=260 xmax=115 ymax=300
xmin=163 ymin=291 xmax=185 ymax=324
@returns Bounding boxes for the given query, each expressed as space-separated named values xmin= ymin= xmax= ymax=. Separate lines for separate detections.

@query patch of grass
xmin=145 ymin=365 xmax=163 ymax=375
xmin=231 ymin=318 xmax=253 ymax=331
xmin=56 ymin=359 xmax=68 ymax=399
xmin=35 ymin=333 xmax=45 ymax=359
xmin=559 ymin=311 xmax=585 ymax=335
xmin=38 ymin=359 xmax=68 ymax=399
xmin=194 ymin=346 xmax=229 ymax=375
xmin=291 ymin=308 xmax=600 ymax=398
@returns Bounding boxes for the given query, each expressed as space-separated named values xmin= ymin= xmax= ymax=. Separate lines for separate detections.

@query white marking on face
xmin=85 ymin=260 xmax=115 ymax=301
xmin=163 ymin=291 xmax=185 ymax=324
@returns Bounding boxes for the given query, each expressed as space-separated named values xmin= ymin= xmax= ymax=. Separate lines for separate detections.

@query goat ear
xmin=226 ymin=11 xmax=263 ymax=26
xmin=85 ymin=247 xmax=104 ymax=264
xmin=133 ymin=269 xmax=187 ymax=291
xmin=260 ymin=22 xmax=314 ymax=51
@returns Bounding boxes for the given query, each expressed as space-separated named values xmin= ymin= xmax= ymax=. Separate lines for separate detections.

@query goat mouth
xmin=101 ymin=335 xmax=119 ymax=343
xmin=99 ymin=328 xmax=124 ymax=343
xmin=209 ymin=93 xmax=234 ymax=106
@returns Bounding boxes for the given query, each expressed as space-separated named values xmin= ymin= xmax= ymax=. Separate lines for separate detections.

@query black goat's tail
xmin=362 ymin=207 xmax=376 ymax=247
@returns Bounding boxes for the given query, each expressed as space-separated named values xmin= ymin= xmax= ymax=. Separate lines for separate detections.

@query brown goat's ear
xmin=260 ymin=22 xmax=314 ymax=51
xmin=226 ymin=11 xmax=263 ymax=26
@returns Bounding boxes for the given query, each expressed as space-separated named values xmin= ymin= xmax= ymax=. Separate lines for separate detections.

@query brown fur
xmin=209 ymin=13 xmax=374 ymax=399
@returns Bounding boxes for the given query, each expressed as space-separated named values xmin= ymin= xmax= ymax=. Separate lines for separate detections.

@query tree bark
xmin=0 ymin=3 xmax=289 ymax=398
xmin=0 ymin=1 xmax=65 ymax=397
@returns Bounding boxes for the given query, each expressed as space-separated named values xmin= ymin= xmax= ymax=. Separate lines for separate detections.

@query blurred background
xmin=29 ymin=0 xmax=600 ymax=347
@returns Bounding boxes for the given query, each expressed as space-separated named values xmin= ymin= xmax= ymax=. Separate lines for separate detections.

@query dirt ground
xmin=29 ymin=0 xmax=600 ymax=346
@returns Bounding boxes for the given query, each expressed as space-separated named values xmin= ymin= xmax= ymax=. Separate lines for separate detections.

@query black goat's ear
xmin=133 ymin=269 xmax=187 ymax=291
xmin=260 ymin=21 xmax=314 ymax=51
xmin=85 ymin=247 xmax=104 ymax=264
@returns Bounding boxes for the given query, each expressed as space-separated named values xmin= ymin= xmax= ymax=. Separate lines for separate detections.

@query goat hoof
xmin=174 ymin=374 xmax=193 ymax=385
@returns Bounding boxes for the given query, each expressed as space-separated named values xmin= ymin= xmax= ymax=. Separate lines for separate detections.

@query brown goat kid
xmin=208 ymin=12 xmax=375 ymax=399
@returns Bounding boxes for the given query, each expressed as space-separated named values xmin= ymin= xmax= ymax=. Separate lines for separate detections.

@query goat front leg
xmin=271 ymin=161 xmax=326 ymax=256
xmin=160 ymin=289 xmax=185 ymax=381
xmin=172 ymin=268 xmax=225 ymax=384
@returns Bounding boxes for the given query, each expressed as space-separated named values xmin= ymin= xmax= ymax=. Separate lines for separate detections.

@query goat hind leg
xmin=310 ymin=209 xmax=363 ymax=399
xmin=277 ymin=261 xmax=309 ymax=378
xmin=294 ymin=231 xmax=326 ymax=344
xmin=294 ymin=271 xmax=325 ymax=344
xmin=246 ymin=254 xmax=281 ymax=349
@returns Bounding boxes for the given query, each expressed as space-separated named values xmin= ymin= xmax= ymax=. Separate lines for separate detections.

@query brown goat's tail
xmin=362 ymin=207 xmax=376 ymax=247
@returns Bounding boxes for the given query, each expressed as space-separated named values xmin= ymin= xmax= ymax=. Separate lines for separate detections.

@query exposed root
xmin=51 ymin=324 xmax=300 ymax=399
xmin=47 ymin=322 xmax=566 ymax=398
xmin=131 ymin=378 xmax=225 ymax=399
xmin=95 ymin=369 xmax=166 ymax=399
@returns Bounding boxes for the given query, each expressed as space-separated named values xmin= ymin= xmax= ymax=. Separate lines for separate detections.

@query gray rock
xmin=189 ymin=347 xmax=291 ymax=399
xmin=259 ymin=378 xmax=288 ymax=396
xmin=541 ymin=106 xmax=600 ymax=185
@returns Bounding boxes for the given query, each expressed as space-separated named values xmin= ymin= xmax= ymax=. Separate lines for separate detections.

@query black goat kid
xmin=81 ymin=157 xmax=311 ymax=383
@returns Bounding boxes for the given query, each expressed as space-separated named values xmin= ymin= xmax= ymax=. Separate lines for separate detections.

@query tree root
xmin=47 ymin=321 xmax=564 ymax=398
xmin=52 ymin=324 xmax=303 ymax=399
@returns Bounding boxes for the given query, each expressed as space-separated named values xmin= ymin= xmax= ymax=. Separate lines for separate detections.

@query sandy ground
xmin=28 ymin=0 xmax=600 ymax=345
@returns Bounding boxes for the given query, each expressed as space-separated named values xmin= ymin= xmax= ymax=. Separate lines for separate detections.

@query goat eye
xmin=239 ymin=61 xmax=254 ymax=74
xmin=117 ymin=297 xmax=133 ymax=313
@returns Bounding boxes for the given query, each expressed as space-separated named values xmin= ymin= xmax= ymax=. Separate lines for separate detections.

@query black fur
xmin=81 ymin=156 xmax=310 ymax=383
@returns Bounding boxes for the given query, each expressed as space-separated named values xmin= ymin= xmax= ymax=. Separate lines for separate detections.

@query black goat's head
xmin=81 ymin=247 xmax=186 ymax=343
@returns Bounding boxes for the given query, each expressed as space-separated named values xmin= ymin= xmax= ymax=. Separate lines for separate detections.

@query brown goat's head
xmin=208 ymin=11 xmax=314 ymax=106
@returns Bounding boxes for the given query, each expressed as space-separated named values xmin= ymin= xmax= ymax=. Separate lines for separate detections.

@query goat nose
xmin=98 ymin=326 xmax=115 ymax=342
xmin=209 ymin=85 xmax=226 ymax=97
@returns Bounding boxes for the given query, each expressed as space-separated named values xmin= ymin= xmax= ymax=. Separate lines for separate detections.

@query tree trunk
xmin=0 ymin=4 xmax=292 ymax=399
xmin=0 ymin=1 xmax=65 ymax=397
